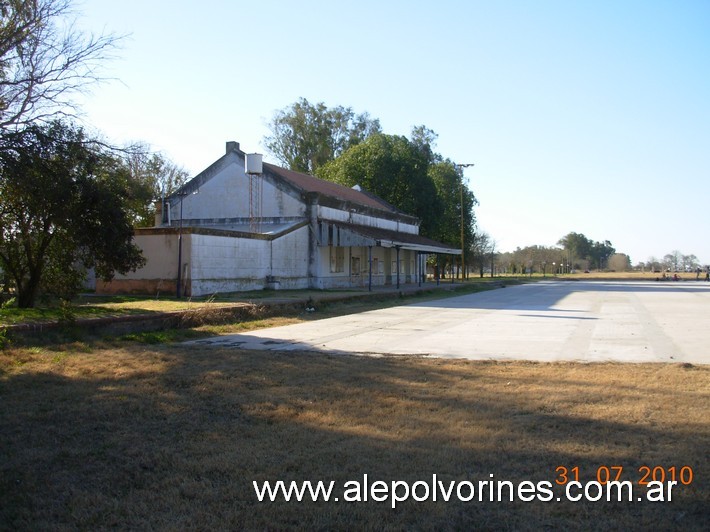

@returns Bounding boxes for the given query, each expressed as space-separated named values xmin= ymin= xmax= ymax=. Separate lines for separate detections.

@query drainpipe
xmin=176 ymin=193 xmax=185 ymax=298
xmin=368 ymin=245 xmax=372 ymax=292
xmin=396 ymin=246 xmax=400 ymax=289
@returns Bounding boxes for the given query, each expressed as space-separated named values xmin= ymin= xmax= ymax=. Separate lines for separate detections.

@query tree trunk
xmin=17 ymin=276 xmax=41 ymax=308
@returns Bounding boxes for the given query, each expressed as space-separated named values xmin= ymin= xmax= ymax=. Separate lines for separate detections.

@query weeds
xmin=58 ymin=299 xmax=76 ymax=326
xmin=0 ymin=327 xmax=10 ymax=349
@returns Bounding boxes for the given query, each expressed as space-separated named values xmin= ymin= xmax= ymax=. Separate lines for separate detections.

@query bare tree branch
xmin=0 ymin=0 xmax=125 ymax=130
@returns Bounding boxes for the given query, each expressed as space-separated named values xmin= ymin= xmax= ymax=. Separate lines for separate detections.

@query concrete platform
xmin=188 ymin=281 xmax=710 ymax=364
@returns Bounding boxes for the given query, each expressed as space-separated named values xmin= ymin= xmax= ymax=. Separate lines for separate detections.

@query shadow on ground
xmin=0 ymin=343 xmax=707 ymax=530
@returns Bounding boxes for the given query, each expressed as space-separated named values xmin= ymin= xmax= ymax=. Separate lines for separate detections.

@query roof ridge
xmin=263 ymin=162 xmax=404 ymax=215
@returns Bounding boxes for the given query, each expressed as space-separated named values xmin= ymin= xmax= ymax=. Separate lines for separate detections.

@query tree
xmin=0 ymin=0 xmax=123 ymax=129
xmin=558 ymin=232 xmax=615 ymax=270
xmin=317 ymin=133 xmax=442 ymax=237
xmin=0 ymin=120 xmax=144 ymax=307
xmin=557 ymin=232 xmax=592 ymax=267
xmin=124 ymin=145 xmax=190 ymax=226
xmin=645 ymin=256 xmax=662 ymax=272
xmin=471 ymin=231 xmax=496 ymax=278
xmin=498 ymin=245 xmax=564 ymax=275
xmin=590 ymin=240 xmax=615 ymax=270
xmin=428 ymin=160 xmax=477 ymax=273
xmin=681 ymin=253 xmax=699 ymax=271
xmin=264 ymin=97 xmax=381 ymax=174
xmin=410 ymin=125 xmax=439 ymax=165
xmin=608 ymin=253 xmax=631 ymax=272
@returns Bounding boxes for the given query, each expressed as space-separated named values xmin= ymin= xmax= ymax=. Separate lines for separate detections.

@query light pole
xmin=455 ymin=163 xmax=474 ymax=280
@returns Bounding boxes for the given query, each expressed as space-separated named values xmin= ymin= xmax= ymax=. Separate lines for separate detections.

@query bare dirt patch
xmin=1 ymin=343 xmax=707 ymax=529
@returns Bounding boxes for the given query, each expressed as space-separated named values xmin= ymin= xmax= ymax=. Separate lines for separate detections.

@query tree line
xmin=497 ymin=232 xmax=638 ymax=276
xmin=497 ymin=235 xmax=628 ymax=276
xmin=0 ymin=0 xmax=188 ymax=307
xmin=496 ymin=234 xmax=705 ymax=276
xmin=640 ymin=252 xmax=705 ymax=273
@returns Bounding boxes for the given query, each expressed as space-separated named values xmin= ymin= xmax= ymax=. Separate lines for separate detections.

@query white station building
xmin=98 ymin=141 xmax=460 ymax=296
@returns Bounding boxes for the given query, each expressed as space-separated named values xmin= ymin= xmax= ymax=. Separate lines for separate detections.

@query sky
xmin=75 ymin=0 xmax=710 ymax=265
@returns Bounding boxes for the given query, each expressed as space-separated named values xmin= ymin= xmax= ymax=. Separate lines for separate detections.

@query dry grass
xmin=1 ymin=342 xmax=707 ymax=530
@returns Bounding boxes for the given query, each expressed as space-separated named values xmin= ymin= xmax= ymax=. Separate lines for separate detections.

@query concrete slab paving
xmin=187 ymin=281 xmax=710 ymax=364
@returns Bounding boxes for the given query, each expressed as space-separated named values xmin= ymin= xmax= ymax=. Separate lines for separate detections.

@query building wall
xmin=312 ymin=245 xmax=419 ymax=289
xmin=97 ymin=233 xmax=182 ymax=295
xmin=167 ymin=156 xmax=305 ymax=224
xmin=189 ymin=227 xmax=310 ymax=295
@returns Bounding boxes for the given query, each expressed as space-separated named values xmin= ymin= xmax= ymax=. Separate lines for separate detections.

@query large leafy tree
xmin=264 ymin=97 xmax=381 ymax=174
xmin=428 ymin=161 xmax=477 ymax=248
xmin=317 ymin=133 xmax=443 ymax=237
xmin=557 ymin=232 xmax=592 ymax=264
xmin=558 ymin=232 xmax=615 ymax=270
xmin=590 ymin=240 xmax=615 ymax=270
xmin=0 ymin=120 xmax=145 ymax=307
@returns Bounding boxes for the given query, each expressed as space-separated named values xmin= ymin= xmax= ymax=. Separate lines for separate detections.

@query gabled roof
xmin=263 ymin=163 xmax=403 ymax=214
xmin=171 ymin=141 xmax=412 ymax=221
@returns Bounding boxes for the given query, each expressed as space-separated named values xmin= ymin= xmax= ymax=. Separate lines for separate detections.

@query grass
xmin=0 ymin=282 xmax=504 ymax=330
xmin=0 ymin=340 xmax=707 ymax=530
xmin=0 ymin=296 xmax=249 ymax=326
xmin=1 ymin=278 xmax=707 ymax=528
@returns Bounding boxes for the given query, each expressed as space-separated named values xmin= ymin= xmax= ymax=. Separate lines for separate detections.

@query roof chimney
xmin=226 ymin=141 xmax=240 ymax=154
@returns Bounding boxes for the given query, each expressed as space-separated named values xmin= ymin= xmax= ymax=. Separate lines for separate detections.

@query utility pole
xmin=454 ymin=163 xmax=474 ymax=280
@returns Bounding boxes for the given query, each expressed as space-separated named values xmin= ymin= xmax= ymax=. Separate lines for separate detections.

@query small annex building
xmin=98 ymin=141 xmax=460 ymax=297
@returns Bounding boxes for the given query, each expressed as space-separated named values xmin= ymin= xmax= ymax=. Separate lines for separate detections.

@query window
xmin=351 ymin=256 xmax=360 ymax=275
xmin=330 ymin=247 xmax=345 ymax=273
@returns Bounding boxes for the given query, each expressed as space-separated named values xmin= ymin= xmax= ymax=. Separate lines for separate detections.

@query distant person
xmin=706 ymin=270 xmax=710 ymax=282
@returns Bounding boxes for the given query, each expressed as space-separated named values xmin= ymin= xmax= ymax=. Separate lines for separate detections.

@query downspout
xmin=396 ymin=246 xmax=400 ymax=290
xmin=368 ymin=245 xmax=372 ymax=292
xmin=306 ymin=194 xmax=318 ymax=288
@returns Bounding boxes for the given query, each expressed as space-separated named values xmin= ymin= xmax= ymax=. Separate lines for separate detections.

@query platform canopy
xmin=323 ymin=221 xmax=461 ymax=255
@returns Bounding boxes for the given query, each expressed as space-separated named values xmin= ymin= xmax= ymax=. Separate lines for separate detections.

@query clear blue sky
xmin=77 ymin=0 xmax=710 ymax=265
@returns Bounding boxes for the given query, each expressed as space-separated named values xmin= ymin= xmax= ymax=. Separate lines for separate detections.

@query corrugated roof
xmin=263 ymin=163 xmax=401 ymax=214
